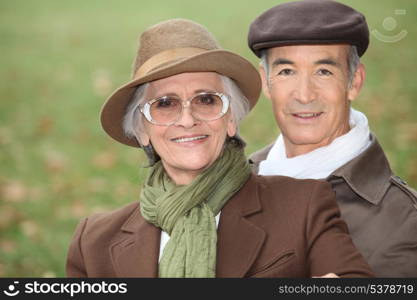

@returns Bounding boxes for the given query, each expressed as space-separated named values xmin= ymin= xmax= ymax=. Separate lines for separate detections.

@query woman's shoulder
xmin=249 ymin=174 xmax=335 ymax=214
xmin=84 ymin=201 xmax=139 ymax=227
xmin=78 ymin=201 xmax=140 ymax=241
xmin=254 ymin=174 xmax=331 ymax=196
xmin=232 ymin=174 xmax=334 ymax=214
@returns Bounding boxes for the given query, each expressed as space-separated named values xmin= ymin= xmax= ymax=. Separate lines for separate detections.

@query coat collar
xmin=108 ymin=174 xmax=265 ymax=277
xmin=249 ymin=134 xmax=392 ymax=205
xmin=248 ymin=143 xmax=273 ymax=174
xmin=109 ymin=207 xmax=161 ymax=277
xmin=216 ymin=174 xmax=266 ymax=277
xmin=329 ymin=133 xmax=392 ymax=205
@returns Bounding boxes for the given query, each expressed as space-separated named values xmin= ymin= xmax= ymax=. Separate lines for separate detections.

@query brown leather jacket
xmin=249 ymin=134 xmax=417 ymax=277
xmin=67 ymin=174 xmax=373 ymax=277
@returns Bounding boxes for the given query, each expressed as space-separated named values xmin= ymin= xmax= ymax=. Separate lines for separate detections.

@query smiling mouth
xmin=171 ymin=135 xmax=209 ymax=143
xmin=292 ymin=112 xmax=323 ymax=119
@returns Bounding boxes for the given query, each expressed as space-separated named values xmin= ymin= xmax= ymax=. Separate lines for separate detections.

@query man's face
xmin=260 ymin=44 xmax=364 ymax=157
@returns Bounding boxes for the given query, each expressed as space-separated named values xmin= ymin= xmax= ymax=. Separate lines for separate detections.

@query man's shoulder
xmin=388 ymin=175 xmax=417 ymax=207
xmin=248 ymin=143 xmax=273 ymax=163
xmin=248 ymin=143 xmax=274 ymax=173
xmin=331 ymin=134 xmax=417 ymax=205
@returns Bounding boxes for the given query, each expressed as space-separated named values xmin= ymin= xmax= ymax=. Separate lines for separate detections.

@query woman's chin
xmin=179 ymin=160 xmax=212 ymax=172
xmin=166 ymin=158 xmax=213 ymax=174
xmin=161 ymin=149 xmax=222 ymax=178
xmin=162 ymin=159 xmax=213 ymax=185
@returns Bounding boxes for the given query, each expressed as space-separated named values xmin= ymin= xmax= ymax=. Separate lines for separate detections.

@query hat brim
xmin=100 ymin=50 xmax=261 ymax=147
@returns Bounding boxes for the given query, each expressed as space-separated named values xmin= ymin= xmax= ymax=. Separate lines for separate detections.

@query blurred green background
xmin=1 ymin=0 xmax=416 ymax=277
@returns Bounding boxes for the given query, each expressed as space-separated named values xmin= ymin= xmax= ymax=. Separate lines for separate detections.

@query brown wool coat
xmin=66 ymin=174 xmax=373 ymax=278
xmin=250 ymin=134 xmax=417 ymax=277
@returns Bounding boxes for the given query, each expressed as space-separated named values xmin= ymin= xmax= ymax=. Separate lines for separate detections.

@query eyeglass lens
xmin=149 ymin=93 xmax=224 ymax=124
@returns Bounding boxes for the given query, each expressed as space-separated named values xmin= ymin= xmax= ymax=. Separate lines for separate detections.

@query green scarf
xmin=139 ymin=141 xmax=251 ymax=277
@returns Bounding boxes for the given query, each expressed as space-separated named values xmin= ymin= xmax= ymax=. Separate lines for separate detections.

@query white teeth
xmin=172 ymin=135 xmax=208 ymax=143
xmin=295 ymin=113 xmax=321 ymax=118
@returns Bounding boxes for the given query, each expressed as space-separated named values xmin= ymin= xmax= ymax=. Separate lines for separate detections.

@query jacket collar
xmin=109 ymin=174 xmax=265 ymax=277
xmin=248 ymin=144 xmax=273 ymax=174
xmin=329 ymin=133 xmax=392 ymax=205
xmin=216 ymin=174 xmax=265 ymax=277
xmin=109 ymin=207 xmax=161 ymax=277
xmin=249 ymin=134 xmax=392 ymax=205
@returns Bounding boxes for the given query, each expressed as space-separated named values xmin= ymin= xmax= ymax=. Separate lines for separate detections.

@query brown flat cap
xmin=248 ymin=0 xmax=369 ymax=57
xmin=101 ymin=19 xmax=261 ymax=148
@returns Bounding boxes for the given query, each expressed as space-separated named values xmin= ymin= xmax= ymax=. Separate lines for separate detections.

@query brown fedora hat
xmin=100 ymin=18 xmax=261 ymax=148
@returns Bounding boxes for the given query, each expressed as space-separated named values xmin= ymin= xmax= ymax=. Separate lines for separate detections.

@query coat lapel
xmin=108 ymin=175 xmax=266 ymax=278
xmin=216 ymin=174 xmax=266 ymax=277
xmin=109 ymin=206 xmax=161 ymax=277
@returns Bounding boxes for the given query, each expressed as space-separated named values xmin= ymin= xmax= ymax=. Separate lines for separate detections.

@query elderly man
xmin=247 ymin=0 xmax=417 ymax=277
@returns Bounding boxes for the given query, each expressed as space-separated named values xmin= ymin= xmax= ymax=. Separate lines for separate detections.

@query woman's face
xmin=139 ymin=72 xmax=236 ymax=185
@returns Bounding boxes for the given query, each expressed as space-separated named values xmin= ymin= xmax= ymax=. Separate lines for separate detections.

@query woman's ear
xmin=137 ymin=131 xmax=150 ymax=146
xmin=227 ymin=118 xmax=237 ymax=137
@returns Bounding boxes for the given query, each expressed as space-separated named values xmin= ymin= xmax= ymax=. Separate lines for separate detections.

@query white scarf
xmin=258 ymin=108 xmax=372 ymax=179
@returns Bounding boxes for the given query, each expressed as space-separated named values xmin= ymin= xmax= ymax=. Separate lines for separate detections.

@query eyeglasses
xmin=138 ymin=92 xmax=230 ymax=126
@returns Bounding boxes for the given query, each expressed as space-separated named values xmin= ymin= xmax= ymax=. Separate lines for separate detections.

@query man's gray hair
xmin=260 ymin=45 xmax=360 ymax=87
xmin=347 ymin=45 xmax=360 ymax=86
xmin=260 ymin=49 xmax=270 ymax=79
xmin=123 ymin=74 xmax=250 ymax=147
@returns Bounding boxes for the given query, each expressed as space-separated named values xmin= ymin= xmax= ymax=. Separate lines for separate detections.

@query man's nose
xmin=294 ymin=75 xmax=317 ymax=104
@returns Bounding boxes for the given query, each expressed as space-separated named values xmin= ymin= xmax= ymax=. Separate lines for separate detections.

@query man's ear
xmin=348 ymin=63 xmax=366 ymax=101
xmin=259 ymin=65 xmax=272 ymax=100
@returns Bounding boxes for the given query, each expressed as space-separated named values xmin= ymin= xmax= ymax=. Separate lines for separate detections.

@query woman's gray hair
xmin=123 ymin=74 xmax=251 ymax=164
xmin=260 ymin=45 xmax=360 ymax=87
xmin=123 ymin=83 xmax=149 ymax=144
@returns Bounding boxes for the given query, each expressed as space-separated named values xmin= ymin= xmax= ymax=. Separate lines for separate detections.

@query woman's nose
xmin=173 ymin=106 xmax=199 ymax=128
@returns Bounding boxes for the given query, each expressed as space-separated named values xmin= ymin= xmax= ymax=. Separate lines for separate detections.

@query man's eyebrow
xmin=271 ymin=58 xmax=294 ymax=67
xmin=314 ymin=58 xmax=341 ymax=68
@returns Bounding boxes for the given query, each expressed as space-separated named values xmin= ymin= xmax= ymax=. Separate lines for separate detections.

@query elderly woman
xmin=66 ymin=19 xmax=373 ymax=278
